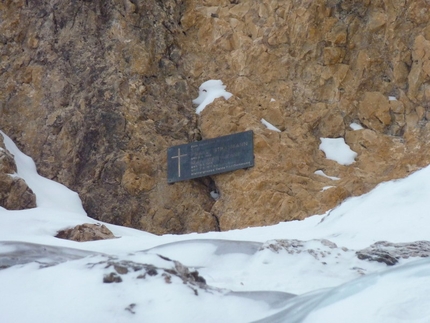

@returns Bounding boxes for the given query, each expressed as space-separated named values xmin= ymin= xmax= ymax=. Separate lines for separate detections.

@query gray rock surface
xmin=356 ymin=240 xmax=430 ymax=266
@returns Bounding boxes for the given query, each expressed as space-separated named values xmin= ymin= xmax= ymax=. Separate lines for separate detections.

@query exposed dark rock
xmin=125 ymin=303 xmax=136 ymax=314
xmin=356 ymin=250 xmax=399 ymax=266
xmin=103 ymin=272 xmax=123 ymax=283
xmin=262 ymin=239 xmax=342 ymax=261
xmin=0 ymin=175 xmax=37 ymax=210
xmin=356 ymin=241 xmax=430 ymax=266
xmin=98 ymin=256 xmax=207 ymax=292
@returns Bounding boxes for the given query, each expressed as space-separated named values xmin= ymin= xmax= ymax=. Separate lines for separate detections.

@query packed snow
xmin=0 ymin=131 xmax=85 ymax=214
xmin=321 ymin=185 xmax=334 ymax=191
xmin=261 ymin=118 xmax=281 ymax=132
xmin=319 ymin=137 xmax=357 ymax=165
xmin=193 ymin=80 xmax=232 ymax=114
xmin=314 ymin=170 xmax=340 ymax=181
xmin=1 ymin=130 xmax=430 ymax=323
xmin=349 ymin=122 xmax=364 ymax=130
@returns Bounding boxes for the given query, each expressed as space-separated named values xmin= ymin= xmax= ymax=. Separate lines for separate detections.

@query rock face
xmin=2 ymin=0 xmax=430 ymax=233
xmin=184 ymin=0 xmax=430 ymax=230
xmin=0 ymin=134 xmax=36 ymax=210
xmin=0 ymin=0 xmax=217 ymax=234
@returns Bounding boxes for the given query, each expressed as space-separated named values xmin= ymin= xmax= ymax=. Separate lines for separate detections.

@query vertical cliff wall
xmin=2 ymin=0 xmax=430 ymax=233
xmin=0 ymin=0 xmax=218 ymax=234
xmin=180 ymin=0 xmax=430 ymax=230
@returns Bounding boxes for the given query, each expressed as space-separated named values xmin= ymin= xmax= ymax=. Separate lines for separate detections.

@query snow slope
xmin=1 ymin=130 xmax=430 ymax=323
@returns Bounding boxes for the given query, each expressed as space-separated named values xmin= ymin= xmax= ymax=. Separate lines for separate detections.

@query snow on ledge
xmin=314 ymin=170 xmax=340 ymax=181
xmin=193 ymin=80 xmax=232 ymax=115
xmin=321 ymin=186 xmax=334 ymax=191
xmin=350 ymin=122 xmax=364 ymax=130
xmin=0 ymin=130 xmax=86 ymax=214
xmin=261 ymin=118 xmax=281 ymax=132
xmin=319 ymin=138 xmax=357 ymax=166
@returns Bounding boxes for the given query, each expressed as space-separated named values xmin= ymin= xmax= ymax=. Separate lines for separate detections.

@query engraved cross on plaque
xmin=171 ymin=148 xmax=187 ymax=178
xmin=167 ymin=130 xmax=254 ymax=183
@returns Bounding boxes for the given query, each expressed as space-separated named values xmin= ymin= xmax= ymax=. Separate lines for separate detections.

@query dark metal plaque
xmin=167 ymin=130 xmax=254 ymax=183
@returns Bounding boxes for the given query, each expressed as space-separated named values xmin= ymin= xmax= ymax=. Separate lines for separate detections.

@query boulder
xmin=55 ymin=223 xmax=117 ymax=242
xmin=0 ymin=174 xmax=37 ymax=210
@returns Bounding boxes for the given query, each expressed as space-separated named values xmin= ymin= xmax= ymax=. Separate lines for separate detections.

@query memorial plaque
xmin=167 ymin=130 xmax=254 ymax=183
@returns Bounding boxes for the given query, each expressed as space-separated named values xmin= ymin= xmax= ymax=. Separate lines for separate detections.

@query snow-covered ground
xmin=1 ymin=129 xmax=430 ymax=323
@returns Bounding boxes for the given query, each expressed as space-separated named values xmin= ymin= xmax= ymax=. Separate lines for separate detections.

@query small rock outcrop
xmin=356 ymin=241 xmax=430 ymax=266
xmin=55 ymin=223 xmax=116 ymax=242
xmin=261 ymin=238 xmax=348 ymax=263
xmin=100 ymin=256 xmax=207 ymax=294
